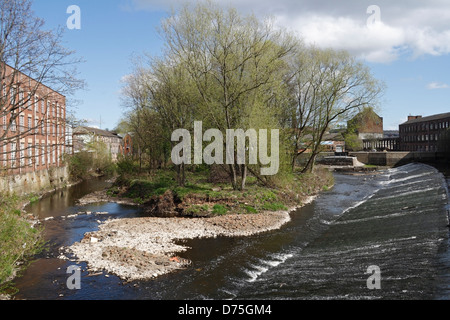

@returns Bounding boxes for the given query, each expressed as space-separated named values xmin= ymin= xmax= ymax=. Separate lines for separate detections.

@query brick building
xmin=0 ymin=64 xmax=66 ymax=174
xmin=399 ymin=112 xmax=450 ymax=152
xmin=348 ymin=107 xmax=384 ymax=140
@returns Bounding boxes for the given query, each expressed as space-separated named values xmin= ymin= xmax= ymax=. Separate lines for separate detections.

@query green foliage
xmin=116 ymin=157 xmax=140 ymax=175
xmin=66 ymin=139 xmax=116 ymax=181
xmin=212 ymin=204 xmax=228 ymax=215
xmin=344 ymin=133 xmax=364 ymax=151
xmin=185 ymin=204 xmax=209 ymax=215
xmin=0 ymin=194 xmax=44 ymax=288
xmin=66 ymin=151 xmax=93 ymax=181
xmin=242 ymin=204 xmax=258 ymax=214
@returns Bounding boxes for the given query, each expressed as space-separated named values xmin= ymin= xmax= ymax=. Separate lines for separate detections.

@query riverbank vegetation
xmin=108 ymin=160 xmax=334 ymax=218
xmin=0 ymin=194 xmax=44 ymax=295
xmin=115 ymin=1 xmax=384 ymax=192
xmin=66 ymin=140 xmax=116 ymax=182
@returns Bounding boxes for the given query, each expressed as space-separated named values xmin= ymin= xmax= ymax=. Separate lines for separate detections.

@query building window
xmin=2 ymin=116 xmax=6 ymax=130
xmin=27 ymin=93 xmax=32 ymax=111
xmin=20 ymin=142 xmax=25 ymax=167
xmin=35 ymin=118 xmax=39 ymax=134
xmin=11 ymin=143 xmax=16 ymax=168
xmin=28 ymin=144 xmax=32 ymax=166
xmin=28 ymin=116 xmax=32 ymax=131
xmin=19 ymin=115 xmax=25 ymax=132
xmin=10 ymin=87 xmax=16 ymax=105
xmin=36 ymin=144 xmax=40 ymax=167
xmin=41 ymin=142 xmax=45 ymax=165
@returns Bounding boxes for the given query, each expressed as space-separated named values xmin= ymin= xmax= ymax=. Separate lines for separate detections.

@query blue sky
xmin=31 ymin=0 xmax=450 ymax=131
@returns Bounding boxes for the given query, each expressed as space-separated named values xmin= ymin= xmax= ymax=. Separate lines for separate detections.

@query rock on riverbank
xmin=62 ymin=209 xmax=294 ymax=282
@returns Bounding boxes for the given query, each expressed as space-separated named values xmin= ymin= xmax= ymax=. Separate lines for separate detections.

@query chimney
xmin=408 ymin=115 xmax=422 ymax=121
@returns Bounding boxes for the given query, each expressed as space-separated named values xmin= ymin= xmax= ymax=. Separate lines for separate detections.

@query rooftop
xmin=401 ymin=112 xmax=450 ymax=125
xmin=73 ymin=126 xmax=121 ymax=138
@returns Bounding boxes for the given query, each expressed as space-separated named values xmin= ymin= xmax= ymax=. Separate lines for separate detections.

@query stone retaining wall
xmin=0 ymin=166 xmax=69 ymax=196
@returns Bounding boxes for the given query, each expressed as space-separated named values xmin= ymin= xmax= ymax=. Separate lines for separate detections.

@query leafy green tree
xmin=285 ymin=47 xmax=384 ymax=173
xmin=159 ymin=0 xmax=296 ymax=190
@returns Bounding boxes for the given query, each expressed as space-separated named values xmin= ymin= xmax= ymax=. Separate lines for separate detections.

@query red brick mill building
xmin=0 ymin=63 xmax=66 ymax=175
xmin=399 ymin=113 xmax=450 ymax=152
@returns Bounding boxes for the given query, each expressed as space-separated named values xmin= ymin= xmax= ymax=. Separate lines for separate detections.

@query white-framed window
xmin=19 ymin=115 xmax=25 ymax=132
xmin=20 ymin=142 xmax=25 ymax=167
xmin=10 ymin=86 xmax=16 ymax=105
xmin=36 ymin=143 xmax=40 ymax=167
xmin=41 ymin=141 xmax=45 ymax=165
xmin=28 ymin=144 xmax=33 ymax=166
xmin=28 ymin=116 xmax=32 ymax=131
xmin=11 ymin=142 xmax=16 ymax=168
xmin=19 ymin=90 xmax=24 ymax=109
xmin=35 ymin=96 xmax=39 ymax=113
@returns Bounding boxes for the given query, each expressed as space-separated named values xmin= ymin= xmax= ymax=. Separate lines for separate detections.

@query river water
xmin=12 ymin=163 xmax=450 ymax=300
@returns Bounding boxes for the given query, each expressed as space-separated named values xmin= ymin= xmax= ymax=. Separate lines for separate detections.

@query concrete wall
xmin=348 ymin=152 xmax=441 ymax=167
xmin=0 ymin=166 xmax=69 ymax=196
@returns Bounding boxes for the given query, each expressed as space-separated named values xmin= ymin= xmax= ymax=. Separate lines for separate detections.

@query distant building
xmin=321 ymin=132 xmax=346 ymax=152
xmin=399 ymin=113 xmax=450 ymax=152
xmin=384 ymin=130 xmax=399 ymax=139
xmin=73 ymin=126 xmax=123 ymax=162
xmin=348 ymin=107 xmax=384 ymax=140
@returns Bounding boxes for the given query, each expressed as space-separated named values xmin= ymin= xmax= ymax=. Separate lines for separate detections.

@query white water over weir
xmin=224 ymin=163 xmax=450 ymax=300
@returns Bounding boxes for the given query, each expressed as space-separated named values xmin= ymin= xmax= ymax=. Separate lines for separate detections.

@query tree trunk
xmin=176 ymin=163 xmax=186 ymax=187
xmin=240 ymin=164 xmax=247 ymax=191
xmin=229 ymin=163 xmax=238 ymax=190
xmin=302 ymin=152 xmax=317 ymax=173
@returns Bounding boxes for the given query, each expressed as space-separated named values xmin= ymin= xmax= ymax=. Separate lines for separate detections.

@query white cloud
xmin=427 ymin=82 xmax=450 ymax=90
xmin=127 ymin=0 xmax=450 ymax=63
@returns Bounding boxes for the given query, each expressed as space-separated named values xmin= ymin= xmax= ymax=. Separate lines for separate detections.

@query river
xmin=12 ymin=163 xmax=450 ymax=300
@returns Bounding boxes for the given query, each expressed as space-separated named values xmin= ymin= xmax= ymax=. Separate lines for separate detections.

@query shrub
xmin=116 ymin=157 xmax=140 ymax=175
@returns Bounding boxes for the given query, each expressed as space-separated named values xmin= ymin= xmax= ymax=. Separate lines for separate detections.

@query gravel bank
xmin=61 ymin=203 xmax=307 ymax=281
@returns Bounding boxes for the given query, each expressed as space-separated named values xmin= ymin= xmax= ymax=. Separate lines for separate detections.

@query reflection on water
xmin=13 ymin=164 xmax=450 ymax=300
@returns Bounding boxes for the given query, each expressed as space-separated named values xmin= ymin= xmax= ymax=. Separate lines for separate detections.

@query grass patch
xmin=212 ymin=204 xmax=228 ymax=215
xmin=261 ymin=202 xmax=288 ymax=211
xmin=242 ymin=204 xmax=258 ymax=214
